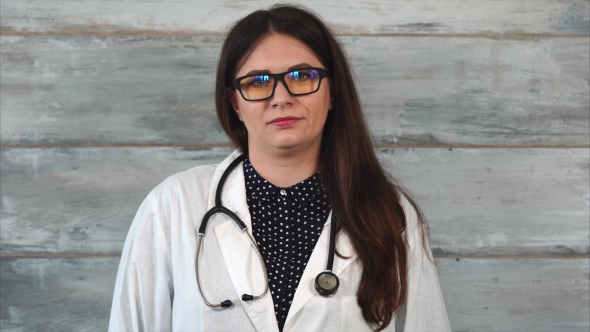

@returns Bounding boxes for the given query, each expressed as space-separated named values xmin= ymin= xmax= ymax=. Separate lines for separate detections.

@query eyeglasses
xmin=233 ymin=67 xmax=330 ymax=101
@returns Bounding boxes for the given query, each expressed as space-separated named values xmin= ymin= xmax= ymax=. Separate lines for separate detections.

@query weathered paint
xmin=1 ymin=36 xmax=588 ymax=146
xmin=0 ymin=258 xmax=116 ymax=331
xmin=0 ymin=257 xmax=587 ymax=331
xmin=377 ymin=148 xmax=590 ymax=256
xmin=1 ymin=1 xmax=589 ymax=330
xmin=1 ymin=0 xmax=588 ymax=36
xmin=438 ymin=258 xmax=590 ymax=331
xmin=1 ymin=147 xmax=587 ymax=255
xmin=0 ymin=147 xmax=231 ymax=254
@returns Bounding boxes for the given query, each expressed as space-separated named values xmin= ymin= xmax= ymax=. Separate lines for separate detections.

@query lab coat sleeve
xmin=395 ymin=197 xmax=452 ymax=332
xmin=108 ymin=190 xmax=173 ymax=332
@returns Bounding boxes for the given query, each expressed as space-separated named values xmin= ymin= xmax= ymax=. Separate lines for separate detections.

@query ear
xmin=226 ymin=87 xmax=243 ymax=121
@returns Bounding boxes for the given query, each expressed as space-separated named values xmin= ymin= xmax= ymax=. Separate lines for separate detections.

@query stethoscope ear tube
xmin=195 ymin=155 xmax=269 ymax=309
xmin=196 ymin=154 xmax=339 ymax=310
xmin=314 ymin=212 xmax=340 ymax=297
xmin=196 ymin=234 xmax=234 ymax=308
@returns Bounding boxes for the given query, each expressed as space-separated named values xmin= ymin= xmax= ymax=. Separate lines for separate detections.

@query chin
xmin=271 ymin=141 xmax=304 ymax=150
xmin=270 ymin=136 xmax=310 ymax=150
xmin=269 ymin=132 xmax=302 ymax=146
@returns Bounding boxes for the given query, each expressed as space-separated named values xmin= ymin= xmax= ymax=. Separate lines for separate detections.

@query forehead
xmin=235 ymin=33 xmax=323 ymax=76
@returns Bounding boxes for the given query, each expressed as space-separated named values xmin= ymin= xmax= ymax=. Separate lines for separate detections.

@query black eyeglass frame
xmin=232 ymin=67 xmax=330 ymax=101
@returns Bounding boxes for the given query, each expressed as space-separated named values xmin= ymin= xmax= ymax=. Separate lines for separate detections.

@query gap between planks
xmin=1 ymin=252 xmax=588 ymax=260
xmin=1 ymin=27 xmax=588 ymax=40
xmin=1 ymin=143 xmax=589 ymax=149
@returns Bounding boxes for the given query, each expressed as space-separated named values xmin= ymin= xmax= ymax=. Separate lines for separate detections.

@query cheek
xmin=236 ymin=102 xmax=266 ymax=128
xmin=314 ymin=87 xmax=332 ymax=119
xmin=305 ymin=100 xmax=330 ymax=132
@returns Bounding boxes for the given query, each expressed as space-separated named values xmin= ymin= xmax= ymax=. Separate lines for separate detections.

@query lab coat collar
xmin=209 ymin=151 xmax=357 ymax=331
xmin=284 ymin=212 xmax=357 ymax=327
xmin=209 ymin=150 xmax=279 ymax=332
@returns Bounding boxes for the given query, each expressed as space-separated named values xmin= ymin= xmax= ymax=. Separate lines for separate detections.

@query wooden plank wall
xmin=1 ymin=1 xmax=588 ymax=331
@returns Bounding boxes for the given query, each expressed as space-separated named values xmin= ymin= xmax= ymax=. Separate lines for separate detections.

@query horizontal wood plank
xmin=1 ymin=147 xmax=587 ymax=255
xmin=1 ymin=36 xmax=588 ymax=147
xmin=378 ymin=148 xmax=590 ymax=256
xmin=1 ymin=0 xmax=588 ymax=36
xmin=1 ymin=257 xmax=587 ymax=331
xmin=437 ymin=258 xmax=590 ymax=331
xmin=0 ymin=258 xmax=116 ymax=332
xmin=0 ymin=147 xmax=231 ymax=254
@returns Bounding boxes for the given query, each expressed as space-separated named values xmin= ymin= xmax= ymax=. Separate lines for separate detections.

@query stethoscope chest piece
xmin=196 ymin=154 xmax=341 ymax=309
xmin=314 ymin=271 xmax=339 ymax=297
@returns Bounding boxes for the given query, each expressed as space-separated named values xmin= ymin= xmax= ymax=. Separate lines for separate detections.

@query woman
xmin=109 ymin=4 xmax=450 ymax=332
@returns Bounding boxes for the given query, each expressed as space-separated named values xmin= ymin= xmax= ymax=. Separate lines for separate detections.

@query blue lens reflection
xmin=250 ymin=75 xmax=270 ymax=85
xmin=289 ymin=70 xmax=316 ymax=79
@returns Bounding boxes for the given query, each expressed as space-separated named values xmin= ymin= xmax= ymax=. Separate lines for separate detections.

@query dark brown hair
xmin=215 ymin=4 xmax=431 ymax=331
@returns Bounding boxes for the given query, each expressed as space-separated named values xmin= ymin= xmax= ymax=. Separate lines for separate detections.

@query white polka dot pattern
xmin=243 ymin=157 xmax=330 ymax=332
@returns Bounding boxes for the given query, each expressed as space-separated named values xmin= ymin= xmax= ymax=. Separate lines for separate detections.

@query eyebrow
xmin=288 ymin=63 xmax=313 ymax=70
xmin=243 ymin=63 xmax=314 ymax=76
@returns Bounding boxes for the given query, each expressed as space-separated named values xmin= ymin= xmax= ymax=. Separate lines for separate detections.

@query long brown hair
xmin=215 ymin=4 xmax=431 ymax=331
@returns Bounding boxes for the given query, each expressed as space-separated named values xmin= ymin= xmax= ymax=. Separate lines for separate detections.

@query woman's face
xmin=229 ymin=33 xmax=332 ymax=156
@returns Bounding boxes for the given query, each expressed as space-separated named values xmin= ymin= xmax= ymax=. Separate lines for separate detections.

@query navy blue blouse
xmin=243 ymin=157 xmax=331 ymax=331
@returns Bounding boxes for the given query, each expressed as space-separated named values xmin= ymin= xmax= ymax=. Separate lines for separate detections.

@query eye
xmin=247 ymin=75 xmax=271 ymax=86
xmin=289 ymin=70 xmax=315 ymax=81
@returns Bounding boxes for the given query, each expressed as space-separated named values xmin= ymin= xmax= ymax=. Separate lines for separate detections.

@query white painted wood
xmin=1 ymin=36 xmax=588 ymax=146
xmin=349 ymin=37 xmax=589 ymax=147
xmin=0 ymin=258 xmax=115 ymax=331
xmin=0 ymin=147 xmax=232 ymax=254
xmin=1 ymin=147 xmax=587 ymax=255
xmin=377 ymin=148 xmax=590 ymax=256
xmin=1 ymin=1 xmax=588 ymax=330
xmin=438 ymin=258 xmax=590 ymax=331
xmin=1 ymin=0 xmax=588 ymax=36
xmin=1 ymin=257 xmax=587 ymax=331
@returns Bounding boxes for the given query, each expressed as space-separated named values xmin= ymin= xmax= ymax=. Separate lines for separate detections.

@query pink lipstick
xmin=269 ymin=116 xmax=301 ymax=128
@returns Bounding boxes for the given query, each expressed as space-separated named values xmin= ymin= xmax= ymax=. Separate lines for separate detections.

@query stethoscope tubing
xmin=195 ymin=229 xmax=269 ymax=307
xmin=195 ymin=154 xmax=338 ymax=308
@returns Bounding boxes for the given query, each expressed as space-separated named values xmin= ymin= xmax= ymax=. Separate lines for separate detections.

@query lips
xmin=269 ymin=116 xmax=301 ymax=128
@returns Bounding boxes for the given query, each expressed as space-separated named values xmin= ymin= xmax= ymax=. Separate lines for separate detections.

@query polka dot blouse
xmin=243 ymin=157 xmax=331 ymax=332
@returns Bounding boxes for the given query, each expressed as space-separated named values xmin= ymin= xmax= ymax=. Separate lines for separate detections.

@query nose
xmin=270 ymin=79 xmax=294 ymax=108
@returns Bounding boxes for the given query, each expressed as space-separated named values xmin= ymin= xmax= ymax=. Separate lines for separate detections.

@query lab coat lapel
xmin=210 ymin=151 xmax=279 ymax=332
xmin=284 ymin=212 xmax=357 ymax=326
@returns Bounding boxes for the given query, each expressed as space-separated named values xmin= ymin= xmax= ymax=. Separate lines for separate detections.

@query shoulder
xmin=146 ymin=163 xmax=218 ymax=207
xmin=155 ymin=164 xmax=217 ymax=195
xmin=397 ymin=189 xmax=435 ymax=265
xmin=397 ymin=190 xmax=427 ymax=244
xmin=144 ymin=149 xmax=243 ymax=208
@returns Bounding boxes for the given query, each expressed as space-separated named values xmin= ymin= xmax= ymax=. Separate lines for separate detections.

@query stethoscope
xmin=195 ymin=154 xmax=339 ymax=308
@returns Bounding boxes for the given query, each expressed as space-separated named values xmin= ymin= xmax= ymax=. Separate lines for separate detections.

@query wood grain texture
xmin=1 ymin=0 xmax=589 ymax=36
xmin=438 ymin=258 xmax=590 ymax=331
xmin=377 ymin=148 xmax=590 ymax=257
xmin=1 ymin=147 xmax=587 ymax=255
xmin=1 ymin=257 xmax=588 ymax=331
xmin=0 ymin=147 xmax=231 ymax=254
xmin=0 ymin=258 xmax=116 ymax=332
xmin=1 ymin=36 xmax=588 ymax=147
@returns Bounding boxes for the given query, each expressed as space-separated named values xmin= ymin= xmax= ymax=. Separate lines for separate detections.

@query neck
xmin=247 ymin=143 xmax=320 ymax=188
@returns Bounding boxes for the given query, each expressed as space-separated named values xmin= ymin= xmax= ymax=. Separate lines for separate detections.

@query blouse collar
xmin=243 ymin=156 xmax=324 ymax=208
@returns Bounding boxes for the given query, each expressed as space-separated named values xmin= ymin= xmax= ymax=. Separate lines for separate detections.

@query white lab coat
xmin=108 ymin=150 xmax=451 ymax=331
